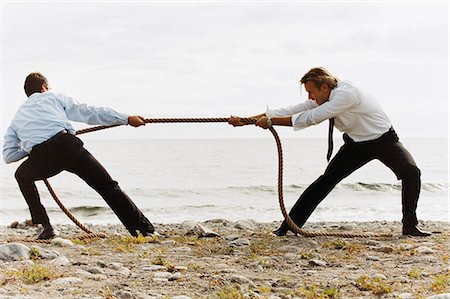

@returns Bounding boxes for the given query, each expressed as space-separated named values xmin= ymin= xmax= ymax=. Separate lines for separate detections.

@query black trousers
xmin=14 ymin=132 xmax=154 ymax=236
xmin=281 ymin=128 xmax=420 ymax=230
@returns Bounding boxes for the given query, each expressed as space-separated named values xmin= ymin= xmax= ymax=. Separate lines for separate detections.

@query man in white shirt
xmin=3 ymin=72 xmax=155 ymax=239
xmin=229 ymin=67 xmax=430 ymax=237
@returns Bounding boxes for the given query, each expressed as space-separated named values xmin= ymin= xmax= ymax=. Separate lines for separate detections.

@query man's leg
xmin=15 ymin=151 xmax=62 ymax=239
xmin=15 ymin=154 xmax=61 ymax=226
xmin=376 ymin=133 xmax=428 ymax=236
xmin=275 ymin=140 xmax=372 ymax=235
xmin=63 ymin=135 xmax=154 ymax=236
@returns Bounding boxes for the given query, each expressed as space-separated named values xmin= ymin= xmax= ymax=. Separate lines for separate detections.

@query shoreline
xmin=0 ymin=220 xmax=449 ymax=298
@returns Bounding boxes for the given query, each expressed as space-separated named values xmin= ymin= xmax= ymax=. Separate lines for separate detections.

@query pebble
xmin=172 ymin=296 xmax=192 ymax=299
xmin=85 ymin=266 xmax=104 ymax=274
xmin=52 ymin=277 xmax=83 ymax=285
xmin=170 ymin=246 xmax=192 ymax=253
xmin=225 ymin=234 xmax=240 ymax=241
xmin=51 ymin=237 xmax=74 ymax=247
xmin=230 ymin=274 xmax=255 ymax=286
xmin=427 ymin=295 xmax=450 ymax=299
xmin=154 ymin=272 xmax=172 ymax=279
xmin=372 ymin=245 xmax=394 ymax=253
xmin=278 ymin=245 xmax=302 ymax=253
xmin=370 ymin=273 xmax=387 ymax=280
xmin=192 ymin=223 xmax=220 ymax=238
xmin=49 ymin=255 xmax=70 ymax=266
xmin=415 ymin=246 xmax=434 ymax=254
xmin=365 ymin=253 xmax=381 ymax=261
xmin=169 ymin=272 xmax=183 ymax=281
xmin=115 ymin=290 xmax=133 ymax=299
xmin=228 ymin=238 xmax=251 ymax=246
xmin=308 ymin=259 xmax=327 ymax=267
xmin=398 ymin=292 xmax=414 ymax=299
xmin=142 ymin=265 xmax=166 ymax=271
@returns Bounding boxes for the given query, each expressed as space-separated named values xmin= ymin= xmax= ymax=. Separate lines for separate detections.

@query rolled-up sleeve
xmin=266 ymin=100 xmax=317 ymax=118
xmin=3 ymin=127 xmax=29 ymax=163
xmin=291 ymin=90 xmax=358 ymax=130
xmin=58 ymin=93 xmax=129 ymax=126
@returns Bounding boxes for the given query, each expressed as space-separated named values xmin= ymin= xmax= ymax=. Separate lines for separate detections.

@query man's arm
xmin=3 ymin=127 xmax=29 ymax=164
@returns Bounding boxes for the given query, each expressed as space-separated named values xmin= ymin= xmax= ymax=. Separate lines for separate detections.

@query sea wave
xmin=225 ymin=182 xmax=449 ymax=193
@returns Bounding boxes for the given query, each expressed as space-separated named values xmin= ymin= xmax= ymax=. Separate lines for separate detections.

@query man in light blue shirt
xmin=3 ymin=72 xmax=155 ymax=239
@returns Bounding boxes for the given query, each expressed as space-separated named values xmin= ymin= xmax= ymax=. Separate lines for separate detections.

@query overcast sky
xmin=1 ymin=1 xmax=448 ymax=139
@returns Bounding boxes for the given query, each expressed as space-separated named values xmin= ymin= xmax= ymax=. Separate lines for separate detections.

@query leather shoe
xmin=36 ymin=226 xmax=58 ymax=240
xmin=273 ymin=226 xmax=288 ymax=237
xmin=402 ymin=226 xmax=431 ymax=237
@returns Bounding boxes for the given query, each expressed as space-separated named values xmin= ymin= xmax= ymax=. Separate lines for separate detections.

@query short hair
xmin=24 ymin=72 xmax=49 ymax=97
xmin=300 ymin=67 xmax=338 ymax=90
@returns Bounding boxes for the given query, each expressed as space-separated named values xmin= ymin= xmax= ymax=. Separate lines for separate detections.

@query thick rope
xmin=36 ymin=117 xmax=390 ymax=240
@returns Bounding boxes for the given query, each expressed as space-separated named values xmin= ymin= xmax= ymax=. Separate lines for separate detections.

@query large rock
xmin=30 ymin=245 xmax=60 ymax=259
xmin=0 ymin=243 xmax=31 ymax=261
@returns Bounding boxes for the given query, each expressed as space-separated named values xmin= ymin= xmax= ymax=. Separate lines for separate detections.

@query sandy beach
xmin=0 ymin=220 xmax=448 ymax=299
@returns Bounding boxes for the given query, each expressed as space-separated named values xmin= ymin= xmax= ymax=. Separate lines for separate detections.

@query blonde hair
xmin=300 ymin=67 xmax=338 ymax=90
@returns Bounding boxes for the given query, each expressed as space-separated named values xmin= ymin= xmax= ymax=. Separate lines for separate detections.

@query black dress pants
xmin=14 ymin=132 xmax=154 ymax=236
xmin=280 ymin=128 xmax=420 ymax=231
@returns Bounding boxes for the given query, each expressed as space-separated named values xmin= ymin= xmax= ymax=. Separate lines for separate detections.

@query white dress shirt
xmin=3 ymin=91 xmax=128 ymax=163
xmin=266 ymin=80 xmax=392 ymax=142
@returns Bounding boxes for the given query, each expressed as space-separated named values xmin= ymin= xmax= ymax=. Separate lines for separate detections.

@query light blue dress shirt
xmin=3 ymin=91 xmax=129 ymax=164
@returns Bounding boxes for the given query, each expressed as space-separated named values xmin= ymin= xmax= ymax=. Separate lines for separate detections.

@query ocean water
xmin=0 ymin=137 xmax=448 ymax=226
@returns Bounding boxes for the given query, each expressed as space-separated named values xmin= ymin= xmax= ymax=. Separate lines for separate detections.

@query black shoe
xmin=402 ymin=226 xmax=431 ymax=237
xmin=36 ymin=226 xmax=57 ymax=240
xmin=273 ymin=222 xmax=289 ymax=236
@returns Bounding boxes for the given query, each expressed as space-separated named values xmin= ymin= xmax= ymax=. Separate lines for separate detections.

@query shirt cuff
xmin=265 ymin=105 xmax=274 ymax=118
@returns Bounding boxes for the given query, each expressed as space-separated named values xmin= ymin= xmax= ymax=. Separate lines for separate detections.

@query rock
xmin=193 ymin=223 xmax=220 ymax=238
xmin=372 ymin=245 xmax=394 ymax=253
xmin=180 ymin=220 xmax=198 ymax=231
xmin=142 ymin=265 xmax=166 ymax=271
xmin=367 ymin=240 xmax=380 ymax=246
xmin=172 ymin=296 xmax=192 ymax=299
xmin=9 ymin=221 xmax=19 ymax=228
xmin=338 ymin=224 xmax=355 ymax=230
xmin=154 ymin=272 xmax=172 ymax=279
xmin=161 ymin=240 xmax=176 ymax=246
xmin=230 ymin=274 xmax=255 ymax=286
xmin=30 ymin=245 xmax=60 ymax=259
xmin=170 ymin=246 xmax=192 ymax=253
xmin=109 ymin=262 xmax=124 ymax=270
xmin=114 ymin=290 xmax=133 ymax=299
xmin=85 ymin=266 xmax=105 ymax=274
xmin=225 ymin=234 xmax=240 ymax=241
xmin=228 ymin=238 xmax=251 ymax=246
xmin=0 ymin=243 xmax=30 ymax=261
xmin=416 ymin=246 xmax=434 ymax=254
xmin=365 ymin=253 xmax=381 ymax=261
xmin=49 ymin=256 xmax=70 ymax=266
xmin=51 ymin=237 xmax=74 ymax=247
xmin=370 ymin=273 xmax=387 ymax=280
xmin=234 ymin=220 xmax=256 ymax=230
xmin=52 ymin=277 xmax=83 ymax=285
xmin=174 ymin=266 xmax=188 ymax=271
xmin=398 ymin=293 xmax=414 ymax=299
xmin=278 ymin=245 xmax=302 ymax=253
xmin=308 ymin=259 xmax=327 ymax=267
xmin=117 ymin=267 xmax=131 ymax=277
xmin=169 ymin=272 xmax=182 ymax=281
xmin=427 ymin=295 xmax=450 ymax=299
